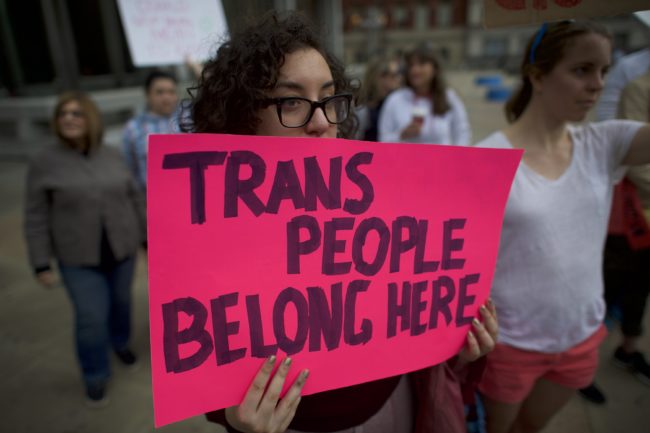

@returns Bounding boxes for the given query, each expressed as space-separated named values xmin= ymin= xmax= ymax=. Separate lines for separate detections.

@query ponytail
xmin=505 ymin=76 xmax=533 ymax=123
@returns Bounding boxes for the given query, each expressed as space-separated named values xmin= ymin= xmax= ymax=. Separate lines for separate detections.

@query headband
xmin=529 ymin=22 xmax=548 ymax=65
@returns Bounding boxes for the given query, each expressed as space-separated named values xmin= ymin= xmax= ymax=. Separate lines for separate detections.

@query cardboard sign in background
xmin=147 ymin=134 xmax=521 ymax=426
xmin=484 ymin=0 xmax=649 ymax=28
xmin=116 ymin=0 xmax=228 ymax=66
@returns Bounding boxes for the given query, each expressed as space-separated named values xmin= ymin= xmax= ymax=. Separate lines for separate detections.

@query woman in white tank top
xmin=475 ymin=20 xmax=650 ymax=433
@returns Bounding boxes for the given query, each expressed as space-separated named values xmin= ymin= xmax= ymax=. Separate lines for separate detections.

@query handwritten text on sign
xmin=147 ymin=134 xmax=522 ymax=426
xmin=484 ymin=0 xmax=649 ymax=27
xmin=116 ymin=0 xmax=228 ymax=66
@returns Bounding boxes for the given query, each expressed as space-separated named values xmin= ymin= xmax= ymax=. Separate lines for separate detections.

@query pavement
xmin=0 ymin=71 xmax=649 ymax=432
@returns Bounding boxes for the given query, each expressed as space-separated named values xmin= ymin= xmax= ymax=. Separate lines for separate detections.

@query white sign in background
xmin=117 ymin=0 xmax=228 ymax=66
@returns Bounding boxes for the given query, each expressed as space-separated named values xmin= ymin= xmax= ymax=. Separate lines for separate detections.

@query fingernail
xmin=468 ymin=330 xmax=475 ymax=340
xmin=268 ymin=355 xmax=276 ymax=364
xmin=487 ymin=298 xmax=495 ymax=308
xmin=472 ymin=318 xmax=481 ymax=327
xmin=301 ymin=369 xmax=310 ymax=381
xmin=284 ymin=357 xmax=292 ymax=366
xmin=480 ymin=304 xmax=487 ymax=313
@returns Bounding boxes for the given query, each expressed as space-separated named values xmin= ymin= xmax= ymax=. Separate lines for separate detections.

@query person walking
xmin=24 ymin=92 xmax=146 ymax=407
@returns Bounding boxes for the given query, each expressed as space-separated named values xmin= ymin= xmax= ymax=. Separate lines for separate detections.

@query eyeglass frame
xmin=261 ymin=93 xmax=353 ymax=128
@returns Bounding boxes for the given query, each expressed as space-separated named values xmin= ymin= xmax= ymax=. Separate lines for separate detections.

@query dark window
xmin=65 ymin=0 xmax=110 ymax=76
xmin=112 ymin=1 xmax=136 ymax=73
xmin=4 ymin=0 xmax=55 ymax=85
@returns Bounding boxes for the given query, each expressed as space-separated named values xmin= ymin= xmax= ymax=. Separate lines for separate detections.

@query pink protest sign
xmin=147 ymin=134 xmax=521 ymax=427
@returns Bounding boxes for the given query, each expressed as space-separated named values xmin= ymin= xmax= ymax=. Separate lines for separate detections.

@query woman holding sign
xmin=186 ymin=11 xmax=498 ymax=433
xmin=476 ymin=21 xmax=650 ymax=433
xmin=378 ymin=45 xmax=472 ymax=146
xmin=24 ymin=92 xmax=146 ymax=407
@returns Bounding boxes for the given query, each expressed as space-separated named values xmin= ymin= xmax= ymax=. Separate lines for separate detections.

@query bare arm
xmin=622 ymin=124 xmax=650 ymax=166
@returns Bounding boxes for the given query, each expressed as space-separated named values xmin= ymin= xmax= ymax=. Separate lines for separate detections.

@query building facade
xmin=341 ymin=0 xmax=650 ymax=71
xmin=1 ymin=0 xmax=648 ymax=142
xmin=0 ymin=0 xmax=342 ymax=141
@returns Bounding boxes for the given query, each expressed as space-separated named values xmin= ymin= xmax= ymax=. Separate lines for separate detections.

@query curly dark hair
xmin=186 ymin=11 xmax=357 ymax=138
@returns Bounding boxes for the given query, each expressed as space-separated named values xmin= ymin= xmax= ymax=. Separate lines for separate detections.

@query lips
xmin=577 ymin=100 xmax=596 ymax=108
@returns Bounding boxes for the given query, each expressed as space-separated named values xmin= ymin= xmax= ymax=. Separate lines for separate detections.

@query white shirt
xmin=595 ymin=48 xmax=650 ymax=121
xmin=378 ymin=87 xmax=471 ymax=146
xmin=477 ymin=120 xmax=642 ymax=352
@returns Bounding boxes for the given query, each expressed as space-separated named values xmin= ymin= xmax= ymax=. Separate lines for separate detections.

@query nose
xmin=304 ymin=106 xmax=331 ymax=136
xmin=590 ymin=72 xmax=605 ymax=92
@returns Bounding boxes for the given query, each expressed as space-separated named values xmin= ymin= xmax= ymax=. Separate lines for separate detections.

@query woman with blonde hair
xmin=24 ymin=91 xmax=146 ymax=407
xmin=356 ymin=56 xmax=402 ymax=141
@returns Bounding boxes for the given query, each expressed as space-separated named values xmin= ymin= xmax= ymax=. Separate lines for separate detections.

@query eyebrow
xmin=569 ymin=60 xmax=610 ymax=70
xmin=275 ymin=80 xmax=335 ymax=91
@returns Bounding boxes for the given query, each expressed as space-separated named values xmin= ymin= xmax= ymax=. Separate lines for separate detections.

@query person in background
xmin=24 ymin=92 xmax=146 ymax=407
xmin=123 ymin=70 xmax=180 ymax=190
xmin=186 ymin=11 xmax=498 ymax=433
xmin=378 ymin=44 xmax=471 ymax=146
xmin=602 ymin=71 xmax=650 ymax=386
xmin=581 ymin=45 xmax=650 ymax=404
xmin=355 ymin=56 xmax=402 ymax=141
xmin=594 ymin=47 xmax=649 ymax=121
xmin=475 ymin=21 xmax=650 ymax=433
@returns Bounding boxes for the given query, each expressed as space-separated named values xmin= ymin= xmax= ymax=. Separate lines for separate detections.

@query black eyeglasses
xmin=262 ymin=93 xmax=352 ymax=128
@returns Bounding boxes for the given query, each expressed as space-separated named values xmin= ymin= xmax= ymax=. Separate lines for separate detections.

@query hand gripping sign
xmin=147 ymin=134 xmax=522 ymax=426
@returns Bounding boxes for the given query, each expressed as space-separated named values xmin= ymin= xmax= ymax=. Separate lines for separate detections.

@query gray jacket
xmin=24 ymin=143 xmax=146 ymax=270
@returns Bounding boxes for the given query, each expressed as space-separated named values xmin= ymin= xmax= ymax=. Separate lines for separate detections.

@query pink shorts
xmin=478 ymin=325 xmax=607 ymax=404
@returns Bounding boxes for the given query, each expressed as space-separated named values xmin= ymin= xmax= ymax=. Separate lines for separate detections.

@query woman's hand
xmin=36 ymin=270 xmax=56 ymax=288
xmin=225 ymin=356 xmax=309 ymax=433
xmin=459 ymin=300 xmax=498 ymax=363
xmin=400 ymin=120 xmax=422 ymax=139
